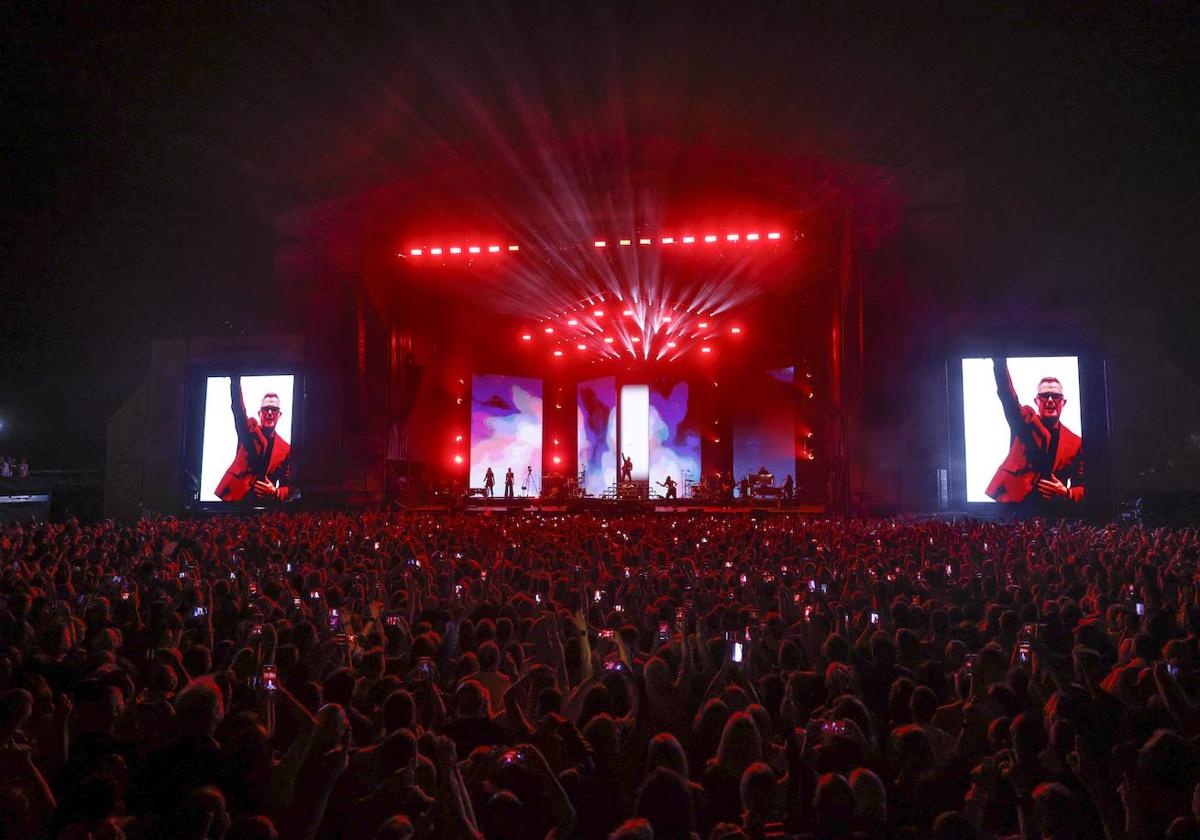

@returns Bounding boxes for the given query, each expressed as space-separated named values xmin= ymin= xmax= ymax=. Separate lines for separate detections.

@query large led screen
xmin=470 ymin=374 xmax=543 ymax=497
xmin=962 ymin=356 xmax=1084 ymax=504
xmin=620 ymin=384 xmax=650 ymax=482
xmin=577 ymin=376 xmax=617 ymax=497
xmin=199 ymin=374 xmax=296 ymax=503
xmin=649 ymin=380 xmax=701 ymax=498
xmin=732 ymin=367 xmax=795 ymax=497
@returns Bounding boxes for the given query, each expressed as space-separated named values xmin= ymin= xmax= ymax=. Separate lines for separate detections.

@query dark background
xmin=4 ymin=2 xmax=1198 ymax=470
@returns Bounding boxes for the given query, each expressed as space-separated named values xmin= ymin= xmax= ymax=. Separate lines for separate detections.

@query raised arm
xmin=992 ymin=357 xmax=1024 ymax=431
xmin=230 ymin=375 xmax=252 ymax=448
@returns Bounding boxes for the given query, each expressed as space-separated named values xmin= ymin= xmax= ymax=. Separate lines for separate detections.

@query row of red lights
xmin=593 ymin=232 xmax=781 ymax=247
xmin=401 ymin=230 xmax=783 ymax=258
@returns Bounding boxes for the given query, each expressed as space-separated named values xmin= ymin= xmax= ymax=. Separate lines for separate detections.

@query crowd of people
xmin=0 ymin=511 xmax=1198 ymax=840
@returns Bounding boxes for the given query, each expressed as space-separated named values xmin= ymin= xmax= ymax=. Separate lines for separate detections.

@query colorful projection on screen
xmin=577 ymin=376 xmax=617 ymax=497
xmin=620 ymin=384 xmax=650 ymax=482
xmin=649 ymin=381 xmax=701 ymax=496
xmin=469 ymin=375 xmax=543 ymax=496
xmin=732 ymin=367 xmax=795 ymax=496
xmin=961 ymin=356 xmax=1084 ymax=504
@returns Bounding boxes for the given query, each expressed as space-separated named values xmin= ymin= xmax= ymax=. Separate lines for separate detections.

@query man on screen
xmin=986 ymin=357 xmax=1083 ymax=503
xmin=215 ymin=376 xmax=291 ymax=502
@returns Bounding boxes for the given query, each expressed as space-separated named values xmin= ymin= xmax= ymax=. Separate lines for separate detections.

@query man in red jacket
xmin=985 ymin=357 xmax=1083 ymax=504
xmin=215 ymin=376 xmax=291 ymax=502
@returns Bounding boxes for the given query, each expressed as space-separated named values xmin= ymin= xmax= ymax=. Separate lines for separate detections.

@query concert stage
xmin=104 ymin=142 xmax=1117 ymax=520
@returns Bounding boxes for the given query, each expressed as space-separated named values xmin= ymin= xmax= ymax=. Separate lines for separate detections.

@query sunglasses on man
xmin=259 ymin=406 xmax=282 ymax=415
xmin=1035 ymin=392 xmax=1065 ymax=403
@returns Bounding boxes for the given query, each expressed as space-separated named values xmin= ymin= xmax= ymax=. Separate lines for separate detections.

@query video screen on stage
xmin=961 ymin=356 xmax=1084 ymax=504
xmin=577 ymin=376 xmax=616 ymax=497
xmin=199 ymin=374 xmax=297 ymax=503
xmin=649 ymin=380 xmax=701 ymax=498
xmin=733 ymin=366 xmax=795 ymax=497
xmin=470 ymin=374 xmax=543 ymax=496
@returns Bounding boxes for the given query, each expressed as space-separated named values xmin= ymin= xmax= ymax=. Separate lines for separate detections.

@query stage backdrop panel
xmin=733 ymin=366 xmax=795 ymax=497
xmin=470 ymin=374 xmax=543 ymax=495
xmin=577 ymin=376 xmax=616 ymax=497
xmin=620 ymin=384 xmax=650 ymax=482
xmin=199 ymin=374 xmax=296 ymax=502
xmin=962 ymin=356 xmax=1083 ymax=503
xmin=649 ymin=380 xmax=701 ymax=496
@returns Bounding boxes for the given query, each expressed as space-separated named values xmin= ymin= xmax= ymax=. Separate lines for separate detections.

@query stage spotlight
xmin=727 ymin=233 xmax=739 ymax=242
xmin=567 ymin=319 xmax=578 ymax=326
xmin=682 ymin=236 xmax=695 ymax=244
xmin=450 ymin=247 xmax=462 ymax=254
xmin=455 ymin=434 xmax=463 ymax=442
xmin=808 ymin=452 xmax=816 ymax=460
xmin=577 ymin=343 xmax=585 ymax=350
xmin=488 ymin=245 xmax=500 ymax=252
xmin=698 ymin=322 xmax=708 ymax=328
xmin=454 ymin=455 xmax=464 ymax=464
xmin=623 ymin=310 xmax=634 ymax=316
xmin=553 ymin=350 xmax=563 ymax=356
xmin=430 ymin=247 xmax=443 ymax=255
xmin=746 ymin=233 xmax=760 ymax=241
xmin=508 ymin=244 xmax=519 ymax=251
xmin=456 ymin=398 xmax=463 ymax=405
xmin=604 ymin=336 xmax=614 ymax=344
xmin=469 ymin=246 xmax=480 ymax=254
xmin=731 ymin=327 xmax=742 ymax=334
xmin=521 ymin=334 xmax=532 ymax=341
xmin=767 ymin=232 xmax=781 ymax=240
xmin=553 ymin=455 xmax=562 ymax=464
xmin=662 ymin=237 xmax=674 ymax=244
xmin=619 ymin=239 xmax=632 ymax=246
xmin=594 ymin=240 xmax=606 ymax=248
xmin=631 ymin=336 xmax=641 ymax=343
xmin=661 ymin=316 xmax=671 ymax=322
xmin=704 ymin=235 xmax=717 ymax=243
xmin=701 ymin=346 xmax=712 ymax=353
xmin=410 ymin=248 xmax=423 ymax=256
xmin=639 ymin=238 xmax=651 ymax=245
xmin=666 ymin=341 xmax=676 ymax=348
xmin=593 ymin=309 xmax=604 ymax=317
xmin=544 ymin=327 xmax=554 ymax=333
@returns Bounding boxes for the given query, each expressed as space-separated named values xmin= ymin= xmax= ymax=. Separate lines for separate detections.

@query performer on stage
xmin=739 ymin=475 xmax=751 ymax=500
xmin=657 ymin=475 xmax=678 ymax=500
xmin=986 ymin=357 xmax=1084 ymax=503
xmin=620 ymin=454 xmax=633 ymax=483
xmin=483 ymin=467 xmax=495 ymax=497
xmin=783 ymin=474 xmax=794 ymax=501
xmin=215 ymin=375 xmax=291 ymax=502
xmin=504 ymin=467 xmax=515 ymax=499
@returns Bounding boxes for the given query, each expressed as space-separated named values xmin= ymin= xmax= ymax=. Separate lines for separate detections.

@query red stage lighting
xmin=619 ymin=239 xmax=632 ymax=246
xmin=662 ymin=237 xmax=674 ymax=244
xmin=521 ymin=334 xmax=532 ymax=341
xmin=553 ymin=455 xmax=562 ymax=464
xmin=661 ymin=315 xmax=671 ymax=322
xmin=639 ymin=238 xmax=651 ymax=245
xmin=468 ymin=246 xmax=480 ymax=254
xmin=567 ymin=318 xmax=578 ymax=326
xmin=544 ymin=327 xmax=554 ymax=333
xmin=455 ymin=434 xmax=463 ymax=442
xmin=623 ymin=309 xmax=634 ymax=316
xmin=727 ymin=233 xmax=739 ymax=242
xmin=410 ymin=248 xmax=423 ymax=256
xmin=746 ymin=233 xmax=760 ymax=241
xmin=450 ymin=246 xmax=462 ymax=254
xmin=701 ymin=346 xmax=712 ymax=353
xmin=666 ymin=341 xmax=676 ymax=348
xmin=703 ymin=235 xmax=717 ymax=243
xmin=508 ymin=244 xmax=519 ymax=251
xmin=767 ymin=232 xmax=781 ymax=240
xmin=698 ymin=322 xmax=708 ymax=328
xmin=576 ymin=343 xmax=586 ymax=350
xmin=631 ymin=336 xmax=641 ymax=343
xmin=454 ymin=455 xmax=464 ymax=464
xmin=594 ymin=240 xmax=606 ymax=248
xmin=682 ymin=236 xmax=695 ymax=244
xmin=488 ymin=245 xmax=500 ymax=253
xmin=553 ymin=350 xmax=563 ymax=356
xmin=430 ymin=247 xmax=443 ymax=255
xmin=604 ymin=336 xmax=614 ymax=344
xmin=731 ymin=327 xmax=742 ymax=334
xmin=593 ymin=309 xmax=604 ymax=317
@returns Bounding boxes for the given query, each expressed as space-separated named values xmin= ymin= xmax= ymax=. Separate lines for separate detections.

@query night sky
xmin=3 ymin=3 xmax=1198 ymax=470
